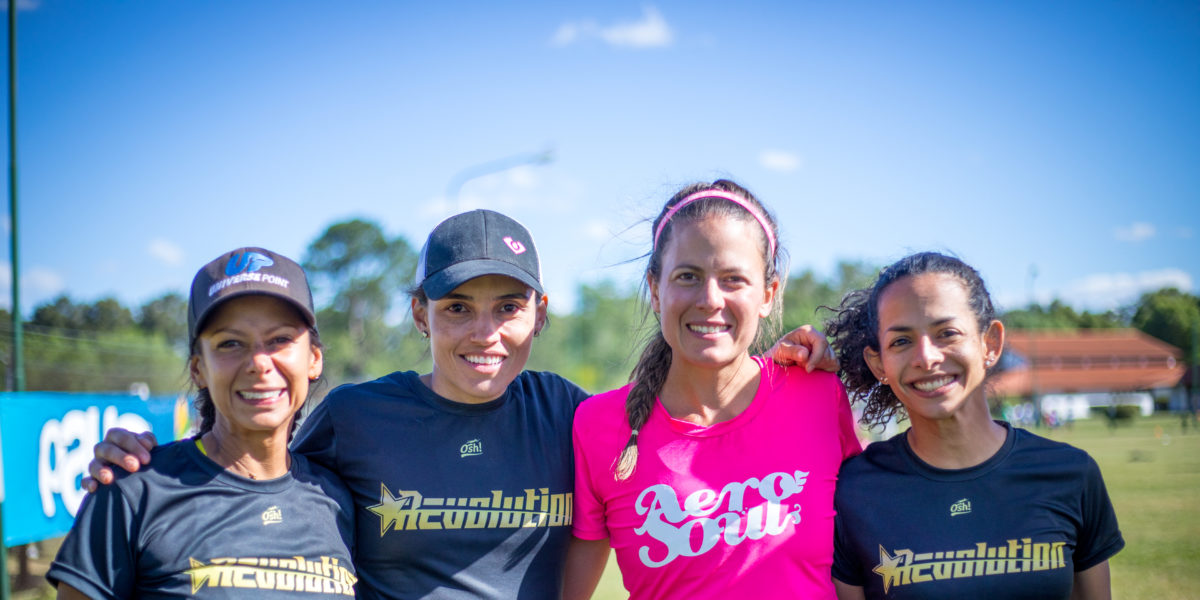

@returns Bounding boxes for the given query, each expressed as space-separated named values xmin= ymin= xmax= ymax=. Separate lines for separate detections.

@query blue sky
xmin=2 ymin=1 xmax=1197 ymax=322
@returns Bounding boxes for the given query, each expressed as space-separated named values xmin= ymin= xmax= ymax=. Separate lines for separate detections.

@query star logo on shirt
xmin=366 ymin=484 xmax=422 ymax=536
xmin=873 ymin=545 xmax=907 ymax=593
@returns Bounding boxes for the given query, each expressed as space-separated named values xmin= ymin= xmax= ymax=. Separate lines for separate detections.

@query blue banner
xmin=0 ymin=392 xmax=187 ymax=546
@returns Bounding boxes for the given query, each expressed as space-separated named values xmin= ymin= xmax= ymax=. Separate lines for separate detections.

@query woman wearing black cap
xmin=49 ymin=248 xmax=358 ymax=599
xmin=87 ymin=214 xmax=832 ymax=599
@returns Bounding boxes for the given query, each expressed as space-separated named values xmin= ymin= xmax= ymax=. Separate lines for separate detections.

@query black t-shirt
xmin=291 ymin=369 xmax=588 ymax=600
xmin=832 ymin=422 xmax=1124 ymax=599
xmin=47 ymin=440 xmax=356 ymax=599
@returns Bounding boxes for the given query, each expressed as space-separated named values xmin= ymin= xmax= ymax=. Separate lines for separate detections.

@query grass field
xmin=10 ymin=414 xmax=1199 ymax=599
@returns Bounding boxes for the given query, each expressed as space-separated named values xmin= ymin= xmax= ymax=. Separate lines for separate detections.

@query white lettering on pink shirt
xmin=632 ymin=470 xmax=809 ymax=567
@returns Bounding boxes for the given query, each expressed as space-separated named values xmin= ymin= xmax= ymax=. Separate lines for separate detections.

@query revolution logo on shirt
xmin=873 ymin=539 xmax=1067 ymax=593
xmin=368 ymin=485 xmax=573 ymax=534
xmin=186 ymin=555 xmax=356 ymax=595
xmin=633 ymin=469 xmax=809 ymax=568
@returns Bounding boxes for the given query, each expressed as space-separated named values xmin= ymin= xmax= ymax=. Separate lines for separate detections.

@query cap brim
xmin=422 ymin=259 xmax=543 ymax=301
xmin=192 ymin=289 xmax=317 ymax=342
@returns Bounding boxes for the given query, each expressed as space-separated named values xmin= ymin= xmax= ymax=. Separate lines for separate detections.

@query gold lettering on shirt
xmin=367 ymin=485 xmax=573 ymax=535
xmin=874 ymin=539 xmax=1067 ymax=592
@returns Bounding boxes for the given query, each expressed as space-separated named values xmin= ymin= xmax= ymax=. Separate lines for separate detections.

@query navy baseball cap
xmin=415 ymin=209 xmax=543 ymax=301
xmin=188 ymin=247 xmax=317 ymax=346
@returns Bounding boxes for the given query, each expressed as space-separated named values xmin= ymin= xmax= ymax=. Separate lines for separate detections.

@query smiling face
xmin=412 ymin=274 xmax=547 ymax=404
xmin=649 ymin=214 xmax=778 ymax=373
xmin=190 ymin=295 xmax=323 ymax=439
xmin=864 ymin=272 xmax=1004 ymax=425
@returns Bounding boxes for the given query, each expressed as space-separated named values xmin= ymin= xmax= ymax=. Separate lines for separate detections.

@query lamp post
xmin=445 ymin=147 xmax=555 ymax=212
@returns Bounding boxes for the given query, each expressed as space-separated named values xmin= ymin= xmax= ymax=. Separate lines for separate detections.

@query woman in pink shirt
xmin=566 ymin=180 xmax=862 ymax=599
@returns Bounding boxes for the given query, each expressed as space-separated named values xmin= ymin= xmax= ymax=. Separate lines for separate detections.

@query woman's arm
xmin=833 ymin=578 xmax=866 ymax=600
xmin=56 ymin=583 xmax=90 ymax=600
xmin=83 ymin=428 xmax=158 ymax=492
xmin=1071 ymin=560 xmax=1112 ymax=600
xmin=562 ymin=536 xmax=611 ymax=600
xmin=766 ymin=324 xmax=838 ymax=372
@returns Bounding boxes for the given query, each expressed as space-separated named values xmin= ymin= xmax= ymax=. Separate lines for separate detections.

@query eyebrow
xmin=884 ymin=317 xmax=957 ymax=333
xmin=441 ymin=291 xmax=532 ymax=301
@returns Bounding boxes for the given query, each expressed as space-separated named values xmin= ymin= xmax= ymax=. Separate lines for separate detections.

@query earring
xmin=880 ymin=377 xmax=889 ymax=385
xmin=421 ymin=330 xmax=429 ymax=339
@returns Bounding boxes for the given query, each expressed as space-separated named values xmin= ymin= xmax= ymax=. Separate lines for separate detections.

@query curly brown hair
xmin=824 ymin=251 xmax=997 ymax=429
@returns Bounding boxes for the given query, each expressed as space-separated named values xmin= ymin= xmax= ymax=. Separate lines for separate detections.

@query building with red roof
xmin=992 ymin=329 xmax=1186 ymax=419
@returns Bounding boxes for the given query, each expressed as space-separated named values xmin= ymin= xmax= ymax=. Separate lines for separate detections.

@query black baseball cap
xmin=188 ymin=247 xmax=317 ymax=346
xmin=415 ymin=209 xmax=543 ymax=301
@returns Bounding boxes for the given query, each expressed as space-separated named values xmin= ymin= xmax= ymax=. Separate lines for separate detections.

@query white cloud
xmin=0 ymin=265 xmax=67 ymax=310
xmin=581 ymin=219 xmax=612 ymax=242
xmin=759 ymin=150 xmax=803 ymax=173
xmin=551 ymin=6 xmax=673 ymax=49
xmin=550 ymin=23 xmax=586 ymax=46
xmin=4 ymin=0 xmax=41 ymax=11
xmin=506 ymin=165 xmax=540 ymax=189
xmin=1059 ymin=268 xmax=1193 ymax=310
xmin=1113 ymin=221 xmax=1155 ymax=242
xmin=26 ymin=267 xmax=66 ymax=297
xmin=148 ymin=238 xmax=185 ymax=266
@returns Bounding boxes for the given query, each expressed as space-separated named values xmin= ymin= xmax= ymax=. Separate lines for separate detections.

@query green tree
xmin=1003 ymin=300 xmax=1124 ymax=330
xmin=303 ymin=219 xmax=420 ymax=383
xmin=20 ymin=295 xmax=187 ymax=393
xmin=781 ymin=260 xmax=877 ymax=332
xmin=138 ymin=292 xmax=189 ymax=348
xmin=1132 ymin=288 xmax=1200 ymax=364
xmin=31 ymin=295 xmax=88 ymax=330
xmin=86 ymin=297 xmax=136 ymax=331
xmin=529 ymin=280 xmax=647 ymax=393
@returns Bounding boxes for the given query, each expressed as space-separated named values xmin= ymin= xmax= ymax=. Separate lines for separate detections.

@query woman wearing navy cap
xmin=49 ymin=248 xmax=357 ymax=598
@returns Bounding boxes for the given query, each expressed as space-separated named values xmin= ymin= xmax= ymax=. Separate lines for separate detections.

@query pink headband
xmin=653 ymin=189 xmax=777 ymax=257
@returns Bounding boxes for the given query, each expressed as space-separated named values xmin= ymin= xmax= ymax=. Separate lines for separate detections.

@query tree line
xmin=4 ymin=219 xmax=1197 ymax=395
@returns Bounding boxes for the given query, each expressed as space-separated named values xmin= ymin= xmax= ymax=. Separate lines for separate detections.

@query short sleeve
xmin=831 ymin=505 xmax=865 ymax=585
xmin=46 ymin=486 xmax=137 ymax=600
xmin=292 ymin=390 xmax=341 ymax=471
xmin=571 ymin=406 xmax=609 ymax=540
xmin=1072 ymin=455 xmax=1124 ymax=570
xmin=834 ymin=382 xmax=863 ymax=461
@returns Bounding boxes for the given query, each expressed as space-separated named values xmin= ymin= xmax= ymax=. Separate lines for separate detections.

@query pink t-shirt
xmin=573 ymin=356 xmax=862 ymax=599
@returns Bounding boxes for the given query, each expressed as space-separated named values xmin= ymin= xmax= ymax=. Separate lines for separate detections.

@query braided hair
xmin=614 ymin=179 xmax=786 ymax=480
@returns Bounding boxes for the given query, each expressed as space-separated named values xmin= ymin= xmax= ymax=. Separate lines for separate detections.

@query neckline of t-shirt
xmin=181 ymin=437 xmax=297 ymax=493
xmin=651 ymin=355 xmax=770 ymax=437
xmin=899 ymin=420 xmax=1016 ymax=482
xmin=404 ymin=370 xmax=512 ymax=415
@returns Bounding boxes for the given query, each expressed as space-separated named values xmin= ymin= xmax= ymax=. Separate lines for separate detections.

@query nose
xmin=469 ymin=313 xmax=503 ymax=344
xmin=246 ymin=343 xmax=275 ymax=374
xmin=913 ymin=335 xmax=944 ymax=370
xmin=696 ymin=277 xmax=725 ymax=311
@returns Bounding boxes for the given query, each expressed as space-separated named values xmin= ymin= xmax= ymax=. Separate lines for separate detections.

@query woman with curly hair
xmin=826 ymin=252 xmax=1123 ymax=600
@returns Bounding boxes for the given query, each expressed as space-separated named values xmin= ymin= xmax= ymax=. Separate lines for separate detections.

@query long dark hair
xmin=825 ymin=251 xmax=997 ymax=428
xmin=614 ymin=179 xmax=785 ymax=480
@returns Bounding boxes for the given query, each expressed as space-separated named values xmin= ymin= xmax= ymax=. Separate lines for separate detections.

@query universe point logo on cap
xmin=225 ymin=251 xmax=274 ymax=277
xmin=207 ymin=251 xmax=292 ymax=298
